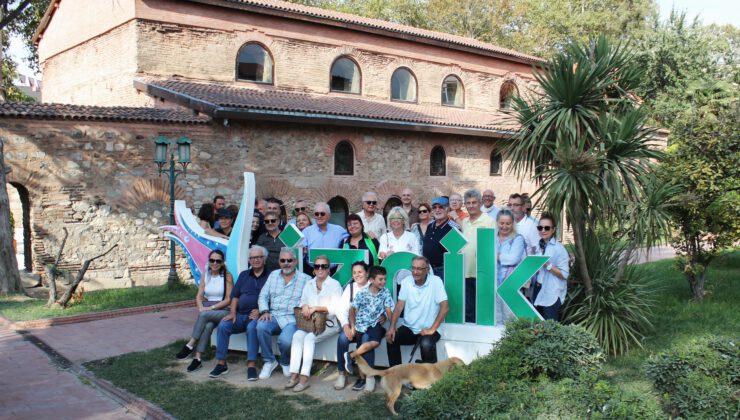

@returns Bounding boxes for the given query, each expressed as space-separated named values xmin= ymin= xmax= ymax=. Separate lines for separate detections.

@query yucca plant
xmin=561 ymin=231 xmax=656 ymax=355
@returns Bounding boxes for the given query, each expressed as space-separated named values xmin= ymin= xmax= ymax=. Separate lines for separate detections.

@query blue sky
xmin=9 ymin=0 xmax=740 ymax=78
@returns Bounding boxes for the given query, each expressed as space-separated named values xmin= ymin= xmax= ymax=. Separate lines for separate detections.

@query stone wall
xmin=2 ymin=117 xmax=536 ymax=289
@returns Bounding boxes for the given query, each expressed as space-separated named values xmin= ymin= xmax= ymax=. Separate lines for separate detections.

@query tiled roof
xmin=0 ymin=102 xmax=211 ymax=124
xmin=136 ymin=79 xmax=518 ymax=136
xmin=197 ymin=0 xmax=544 ymax=64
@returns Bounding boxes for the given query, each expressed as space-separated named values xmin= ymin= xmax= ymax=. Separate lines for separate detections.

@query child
xmin=346 ymin=266 xmax=394 ymax=392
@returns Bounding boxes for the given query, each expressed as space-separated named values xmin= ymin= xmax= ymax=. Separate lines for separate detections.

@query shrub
xmin=646 ymin=336 xmax=739 ymax=418
xmin=563 ymin=231 xmax=656 ymax=355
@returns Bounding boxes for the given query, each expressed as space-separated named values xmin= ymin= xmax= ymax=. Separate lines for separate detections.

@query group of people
xmin=179 ymin=187 xmax=569 ymax=391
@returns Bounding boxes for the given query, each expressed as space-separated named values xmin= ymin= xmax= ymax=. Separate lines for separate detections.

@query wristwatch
xmin=545 ymin=263 xmax=553 ymax=271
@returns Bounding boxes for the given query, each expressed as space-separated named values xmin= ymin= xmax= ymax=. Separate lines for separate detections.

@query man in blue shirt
xmin=386 ymin=256 xmax=449 ymax=366
xmin=302 ymin=202 xmax=348 ymax=267
xmin=209 ymin=245 xmax=270 ymax=380
xmin=422 ymin=196 xmax=460 ymax=280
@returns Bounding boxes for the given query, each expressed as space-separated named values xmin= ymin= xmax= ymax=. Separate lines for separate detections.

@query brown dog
xmin=354 ymin=354 xmax=465 ymax=415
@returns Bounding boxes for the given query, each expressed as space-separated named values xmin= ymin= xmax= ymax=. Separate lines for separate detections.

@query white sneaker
xmin=364 ymin=376 xmax=376 ymax=393
xmin=334 ymin=372 xmax=347 ymax=390
xmin=281 ymin=364 xmax=291 ymax=377
xmin=259 ymin=361 xmax=279 ymax=380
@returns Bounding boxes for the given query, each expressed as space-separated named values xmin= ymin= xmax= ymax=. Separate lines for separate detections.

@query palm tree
xmin=505 ymin=35 xmax=665 ymax=294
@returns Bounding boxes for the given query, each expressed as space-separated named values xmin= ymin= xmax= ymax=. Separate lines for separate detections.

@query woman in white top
xmin=334 ymin=261 xmax=371 ymax=390
xmin=286 ymin=255 xmax=342 ymax=392
xmin=175 ymin=249 xmax=233 ymax=372
xmin=379 ymin=206 xmax=420 ymax=259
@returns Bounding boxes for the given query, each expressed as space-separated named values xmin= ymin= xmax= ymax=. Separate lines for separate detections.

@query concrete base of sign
xmin=211 ymin=323 xmax=504 ymax=366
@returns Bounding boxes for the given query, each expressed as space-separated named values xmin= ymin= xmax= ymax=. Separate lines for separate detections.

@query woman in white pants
xmin=286 ymin=255 xmax=341 ymax=392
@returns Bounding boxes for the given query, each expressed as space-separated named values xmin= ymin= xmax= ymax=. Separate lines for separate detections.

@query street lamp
xmin=154 ymin=135 xmax=191 ymax=285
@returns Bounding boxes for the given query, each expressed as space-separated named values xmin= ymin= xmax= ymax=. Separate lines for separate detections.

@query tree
xmin=0 ymin=0 xmax=49 ymax=102
xmin=659 ymin=80 xmax=740 ymax=300
xmin=1 ymin=138 xmax=23 ymax=294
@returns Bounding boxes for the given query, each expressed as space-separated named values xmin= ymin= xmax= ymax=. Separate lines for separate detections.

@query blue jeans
xmin=215 ymin=314 xmax=257 ymax=361
xmin=336 ymin=329 xmax=376 ymax=371
xmin=252 ymin=318 xmax=297 ymax=366
xmin=537 ymin=298 xmax=562 ymax=321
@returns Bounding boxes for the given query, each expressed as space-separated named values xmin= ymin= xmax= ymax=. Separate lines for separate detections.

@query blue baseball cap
xmin=431 ymin=196 xmax=449 ymax=207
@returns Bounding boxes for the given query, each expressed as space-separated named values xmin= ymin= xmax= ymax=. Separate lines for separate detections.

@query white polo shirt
xmin=398 ymin=273 xmax=448 ymax=334
xmin=357 ymin=211 xmax=386 ymax=239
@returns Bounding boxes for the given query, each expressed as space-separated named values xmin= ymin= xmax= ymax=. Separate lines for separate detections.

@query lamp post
xmin=154 ymin=135 xmax=191 ymax=286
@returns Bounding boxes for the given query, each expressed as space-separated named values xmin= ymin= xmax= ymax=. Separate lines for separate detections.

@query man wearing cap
xmin=422 ymin=196 xmax=460 ymax=280
xmin=213 ymin=208 xmax=234 ymax=238
xmin=356 ymin=192 xmax=386 ymax=239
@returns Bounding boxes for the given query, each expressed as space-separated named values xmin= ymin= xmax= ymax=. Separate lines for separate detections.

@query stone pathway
xmin=0 ymin=323 xmax=137 ymax=420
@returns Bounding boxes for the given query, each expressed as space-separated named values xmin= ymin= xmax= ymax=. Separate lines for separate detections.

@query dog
xmin=353 ymin=354 xmax=465 ymax=415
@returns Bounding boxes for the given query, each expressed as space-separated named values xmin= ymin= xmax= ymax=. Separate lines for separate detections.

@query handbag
xmin=294 ymin=307 xmax=333 ymax=335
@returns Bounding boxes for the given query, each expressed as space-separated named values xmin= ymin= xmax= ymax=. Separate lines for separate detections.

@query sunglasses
xmin=537 ymin=226 xmax=553 ymax=231
xmin=432 ymin=204 xmax=444 ymax=210
xmin=390 ymin=217 xmax=404 ymax=221
xmin=295 ymin=206 xmax=307 ymax=212
xmin=314 ymin=212 xmax=327 ymax=217
xmin=265 ymin=219 xmax=277 ymax=224
xmin=248 ymin=255 xmax=264 ymax=260
xmin=279 ymin=258 xmax=295 ymax=263
xmin=364 ymin=201 xmax=377 ymax=205
xmin=209 ymin=259 xmax=223 ymax=264
xmin=314 ymin=263 xmax=330 ymax=270
xmin=419 ymin=209 xmax=429 ymax=213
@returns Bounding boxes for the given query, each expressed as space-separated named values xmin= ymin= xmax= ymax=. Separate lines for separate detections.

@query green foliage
xmin=0 ymin=284 xmax=198 ymax=321
xmin=646 ymin=336 xmax=740 ymax=418
xmin=563 ymin=232 xmax=656 ymax=356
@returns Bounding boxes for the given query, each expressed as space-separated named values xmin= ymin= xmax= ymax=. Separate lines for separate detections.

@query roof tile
xmin=0 ymin=102 xmax=211 ymax=124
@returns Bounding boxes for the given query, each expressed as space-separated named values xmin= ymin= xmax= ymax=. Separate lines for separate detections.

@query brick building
xmin=3 ymin=0 xmax=542 ymax=288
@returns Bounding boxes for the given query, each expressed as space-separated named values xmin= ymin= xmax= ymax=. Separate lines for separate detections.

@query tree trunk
xmin=55 ymin=244 xmax=117 ymax=307
xmin=46 ymin=228 xmax=68 ymax=306
xmin=615 ymin=243 xmax=636 ymax=284
xmin=0 ymin=139 xmax=24 ymax=294
xmin=571 ymin=214 xmax=593 ymax=293
xmin=690 ymin=271 xmax=705 ymax=301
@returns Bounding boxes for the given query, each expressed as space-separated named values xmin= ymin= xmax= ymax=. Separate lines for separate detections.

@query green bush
xmin=399 ymin=320 xmax=608 ymax=418
xmin=646 ymin=336 xmax=739 ymax=418
xmin=563 ymin=231 xmax=657 ymax=356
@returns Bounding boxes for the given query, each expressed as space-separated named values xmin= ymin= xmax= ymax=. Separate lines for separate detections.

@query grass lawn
xmin=86 ymin=342 xmax=391 ymax=420
xmin=604 ymin=250 xmax=740 ymax=394
xmin=85 ymin=251 xmax=739 ymax=419
xmin=0 ymin=283 xmax=197 ymax=322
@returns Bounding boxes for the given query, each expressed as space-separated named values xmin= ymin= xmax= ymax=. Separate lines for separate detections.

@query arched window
xmin=236 ymin=43 xmax=273 ymax=84
xmin=490 ymin=151 xmax=503 ymax=176
xmin=430 ymin=146 xmax=446 ymax=176
xmin=330 ymin=57 xmax=361 ymax=93
xmin=334 ymin=141 xmax=354 ymax=176
xmin=499 ymin=80 xmax=519 ymax=109
xmin=328 ymin=196 xmax=349 ymax=227
xmin=441 ymin=75 xmax=464 ymax=107
xmin=391 ymin=68 xmax=417 ymax=102
xmin=383 ymin=196 xmax=403 ymax=219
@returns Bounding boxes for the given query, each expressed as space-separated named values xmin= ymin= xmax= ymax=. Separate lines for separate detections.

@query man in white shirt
xmin=508 ymin=193 xmax=539 ymax=254
xmin=386 ymin=256 xmax=449 ymax=366
xmin=357 ymin=192 xmax=386 ymax=239
xmin=480 ymin=189 xmax=500 ymax=220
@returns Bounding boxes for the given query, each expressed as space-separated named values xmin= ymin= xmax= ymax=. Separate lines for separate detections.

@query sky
xmin=8 ymin=0 xmax=740 ymax=79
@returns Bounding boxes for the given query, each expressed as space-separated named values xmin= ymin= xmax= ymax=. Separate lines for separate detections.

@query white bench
xmin=211 ymin=323 xmax=503 ymax=366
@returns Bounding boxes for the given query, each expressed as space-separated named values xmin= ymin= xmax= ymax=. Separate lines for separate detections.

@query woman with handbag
xmin=286 ymin=255 xmax=342 ymax=392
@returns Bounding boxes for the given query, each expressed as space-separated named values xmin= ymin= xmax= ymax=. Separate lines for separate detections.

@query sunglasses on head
xmin=314 ymin=263 xmax=330 ymax=270
xmin=537 ymin=225 xmax=553 ymax=231
xmin=279 ymin=258 xmax=295 ymax=263
xmin=364 ymin=201 xmax=377 ymax=205
xmin=295 ymin=206 xmax=307 ymax=212
xmin=209 ymin=258 xmax=223 ymax=264
xmin=419 ymin=209 xmax=429 ymax=213
xmin=314 ymin=212 xmax=326 ymax=217
xmin=265 ymin=219 xmax=277 ymax=224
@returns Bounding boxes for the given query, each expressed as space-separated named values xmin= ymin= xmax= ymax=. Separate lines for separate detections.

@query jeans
xmin=465 ymin=277 xmax=476 ymax=323
xmin=336 ymin=329 xmax=377 ymax=371
xmin=252 ymin=318 xmax=297 ymax=366
xmin=537 ymin=298 xmax=562 ymax=321
xmin=431 ymin=265 xmax=444 ymax=281
xmin=191 ymin=309 xmax=229 ymax=353
xmin=386 ymin=325 xmax=440 ymax=366
xmin=215 ymin=313 xmax=256 ymax=361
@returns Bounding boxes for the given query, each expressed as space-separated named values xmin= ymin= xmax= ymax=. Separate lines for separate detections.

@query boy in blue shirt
xmin=347 ymin=266 xmax=394 ymax=392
